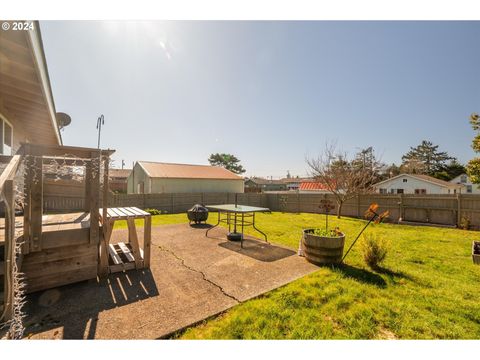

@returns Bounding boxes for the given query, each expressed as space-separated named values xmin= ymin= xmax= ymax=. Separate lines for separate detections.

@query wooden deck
xmin=0 ymin=212 xmax=91 ymax=243
xmin=13 ymin=212 xmax=96 ymax=293
xmin=1 ymin=208 xmax=150 ymax=293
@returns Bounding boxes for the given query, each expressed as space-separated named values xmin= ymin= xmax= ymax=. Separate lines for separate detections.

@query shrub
xmin=459 ymin=216 xmax=471 ymax=230
xmin=313 ymin=227 xmax=342 ymax=237
xmin=360 ymin=233 xmax=389 ymax=269
xmin=144 ymin=208 xmax=161 ymax=215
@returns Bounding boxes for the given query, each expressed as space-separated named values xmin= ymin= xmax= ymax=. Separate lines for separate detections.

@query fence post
xmin=297 ymin=192 xmax=300 ymax=213
xmin=356 ymin=195 xmax=361 ymax=218
xmin=171 ymin=193 xmax=174 ymax=214
xmin=457 ymin=193 xmax=461 ymax=227
xmin=398 ymin=194 xmax=404 ymax=222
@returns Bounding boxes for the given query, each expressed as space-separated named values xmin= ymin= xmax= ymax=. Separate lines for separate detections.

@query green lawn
xmin=116 ymin=211 xmax=480 ymax=339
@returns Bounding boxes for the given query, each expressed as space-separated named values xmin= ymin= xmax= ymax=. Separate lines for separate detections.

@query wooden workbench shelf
xmin=108 ymin=242 xmax=144 ymax=273
xmin=100 ymin=207 xmax=151 ymax=275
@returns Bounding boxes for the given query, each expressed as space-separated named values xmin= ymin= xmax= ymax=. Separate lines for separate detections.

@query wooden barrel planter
xmin=473 ymin=241 xmax=480 ymax=265
xmin=302 ymin=229 xmax=345 ymax=265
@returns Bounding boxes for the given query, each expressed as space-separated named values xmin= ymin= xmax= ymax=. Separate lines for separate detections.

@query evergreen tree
xmin=432 ymin=160 xmax=467 ymax=181
xmin=401 ymin=140 xmax=454 ymax=175
xmin=352 ymin=147 xmax=385 ymax=183
xmin=208 ymin=153 xmax=246 ymax=174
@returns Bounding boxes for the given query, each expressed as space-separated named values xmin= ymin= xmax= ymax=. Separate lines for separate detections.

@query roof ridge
xmin=138 ymin=160 xmax=220 ymax=168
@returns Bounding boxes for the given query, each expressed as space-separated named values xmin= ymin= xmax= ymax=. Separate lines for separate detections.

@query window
xmin=0 ymin=116 xmax=13 ymax=155
xmin=467 ymin=185 xmax=472 ymax=193
xmin=390 ymin=189 xmax=395 ymax=194
xmin=397 ymin=189 xmax=404 ymax=194
xmin=379 ymin=188 xmax=387 ymax=194
xmin=402 ymin=178 xmax=408 ymax=183
xmin=460 ymin=175 xmax=468 ymax=183
xmin=415 ymin=189 xmax=426 ymax=194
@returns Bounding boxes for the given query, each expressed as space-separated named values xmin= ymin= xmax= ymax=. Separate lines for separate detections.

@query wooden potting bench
xmin=99 ymin=207 xmax=151 ymax=274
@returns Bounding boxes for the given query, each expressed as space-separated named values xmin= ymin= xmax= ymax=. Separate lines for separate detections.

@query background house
xmin=449 ymin=173 xmax=480 ymax=194
xmin=244 ymin=177 xmax=287 ymax=192
xmin=280 ymin=177 xmax=312 ymax=191
xmin=109 ymin=168 xmax=131 ymax=193
xmin=128 ymin=161 xmax=244 ymax=194
xmin=373 ymin=174 xmax=463 ymax=194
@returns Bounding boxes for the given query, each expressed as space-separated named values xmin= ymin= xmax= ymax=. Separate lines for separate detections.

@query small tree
xmin=307 ymin=143 xmax=382 ymax=218
xmin=208 ymin=153 xmax=246 ymax=174
xmin=467 ymin=113 xmax=480 ymax=184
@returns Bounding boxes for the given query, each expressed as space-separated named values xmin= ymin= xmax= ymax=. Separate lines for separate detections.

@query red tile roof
xmin=299 ymin=181 xmax=331 ymax=191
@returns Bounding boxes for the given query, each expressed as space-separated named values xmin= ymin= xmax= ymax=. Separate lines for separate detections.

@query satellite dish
xmin=56 ymin=112 xmax=72 ymax=130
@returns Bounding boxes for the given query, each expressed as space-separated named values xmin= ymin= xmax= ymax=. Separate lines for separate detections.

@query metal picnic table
xmin=205 ymin=204 xmax=271 ymax=248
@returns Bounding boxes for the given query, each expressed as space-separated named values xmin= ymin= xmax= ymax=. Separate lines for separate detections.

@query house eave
xmin=26 ymin=21 xmax=62 ymax=146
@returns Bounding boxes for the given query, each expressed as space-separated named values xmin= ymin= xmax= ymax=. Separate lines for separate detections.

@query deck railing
xmin=0 ymin=154 xmax=23 ymax=327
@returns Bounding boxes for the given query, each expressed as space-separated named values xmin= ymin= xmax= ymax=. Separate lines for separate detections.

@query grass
xmin=116 ymin=211 xmax=480 ymax=339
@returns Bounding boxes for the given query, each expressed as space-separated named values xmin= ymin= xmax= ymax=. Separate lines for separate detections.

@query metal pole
xmin=96 ymin=114 xmax=104 ymax=149
xmin=342 ymin=212 xmax=378 ymax=261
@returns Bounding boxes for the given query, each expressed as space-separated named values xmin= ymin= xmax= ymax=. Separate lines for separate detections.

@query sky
xmin=40 ymin=21 xmax=480 ymax=178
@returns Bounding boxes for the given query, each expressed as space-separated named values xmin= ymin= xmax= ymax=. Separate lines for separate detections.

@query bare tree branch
xmin=306 ymin=143 xmax=381 ymax=218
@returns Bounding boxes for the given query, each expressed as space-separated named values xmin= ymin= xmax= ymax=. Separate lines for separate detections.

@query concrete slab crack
xmin=158 ymin=245 xmax=241 ymax=303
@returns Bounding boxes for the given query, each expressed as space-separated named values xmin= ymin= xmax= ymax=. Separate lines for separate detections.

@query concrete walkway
xmin=24 ymin=223 xmax=318 ymax=339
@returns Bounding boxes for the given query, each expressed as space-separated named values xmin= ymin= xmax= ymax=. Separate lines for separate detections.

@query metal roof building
xmin=127 ymin=161 xmax=244 ymax=194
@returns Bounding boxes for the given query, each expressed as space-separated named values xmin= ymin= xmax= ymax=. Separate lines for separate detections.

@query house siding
xmin=150 ymin=178 xmax=244 ymax=194
xmin=0 ymin=110 xmax=44 ymax=154
xmin=127 ymin=162 xmax=149 ymax=194
xmin=450 ymin=174 xmax=480 ymax=194
xmin=374 ymin=175 xmax=454 ymax=194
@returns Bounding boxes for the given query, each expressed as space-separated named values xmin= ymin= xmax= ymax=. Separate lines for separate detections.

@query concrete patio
xmin=23 ymin=223 xmax=319 ymax=339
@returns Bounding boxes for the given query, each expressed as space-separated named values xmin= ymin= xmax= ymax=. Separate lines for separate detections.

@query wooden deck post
xmin=89 ymin=152 xmax=100 ymax=247
xmin=85 ymin=161 xmax=92 ymax=212
xmin=98 ymin=155 xmax=110 ymax=276
xmin=30 ymin=156 xmax=43 ymax=252
xmin=23 ymin=155 xmax=32 ymax=255
xmin=2 ymin=179 xmax=15 ymax=321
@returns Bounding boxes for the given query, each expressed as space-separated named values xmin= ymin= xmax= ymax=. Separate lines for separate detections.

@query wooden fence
xmin=42 ymin=191 xmax=480 ymax=229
